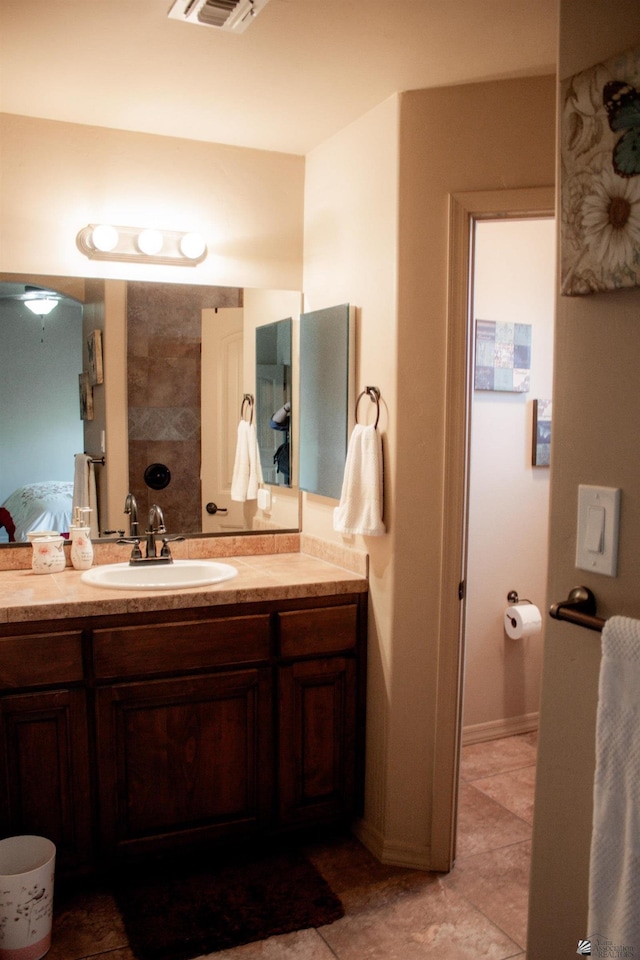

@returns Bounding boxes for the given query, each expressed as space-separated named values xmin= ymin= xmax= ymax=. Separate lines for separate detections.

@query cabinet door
xmin=0 ymin=689 xmax=92 ymax=871
xmin=279 ymin=656 xmax=357 ymax=827
xmin=96 ymin=669 xmax=272 ymax=858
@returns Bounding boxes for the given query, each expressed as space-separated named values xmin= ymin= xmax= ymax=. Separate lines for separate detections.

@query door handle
xmin=206 ymin=502 xmax=228 ymax=515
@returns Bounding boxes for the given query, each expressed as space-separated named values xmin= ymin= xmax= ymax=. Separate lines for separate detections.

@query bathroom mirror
xmin=299 ymin=303 xmax=355 ymax=500
xmin=255 ymin=318 xmax=292 ymax=487
xmin=0 ymin=273 xmax=302 ymax=544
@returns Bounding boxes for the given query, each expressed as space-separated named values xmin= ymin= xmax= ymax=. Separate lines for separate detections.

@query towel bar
xmin=549 ymin=586 xmax=606 ymax=633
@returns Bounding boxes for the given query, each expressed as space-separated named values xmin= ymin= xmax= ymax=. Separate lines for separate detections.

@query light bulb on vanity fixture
xmin=76 ymin=224 xmax=208 ymax=265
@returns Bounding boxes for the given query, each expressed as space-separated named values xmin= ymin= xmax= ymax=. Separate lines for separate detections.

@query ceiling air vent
xmin=168 ymin=0 xmax=270 ymax=33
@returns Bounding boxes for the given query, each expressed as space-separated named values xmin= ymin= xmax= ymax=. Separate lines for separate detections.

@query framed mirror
xmin=299 ymin=303 xmax=355 ymax=500
xmin=0 ymin=273 xmax=302 ymax=544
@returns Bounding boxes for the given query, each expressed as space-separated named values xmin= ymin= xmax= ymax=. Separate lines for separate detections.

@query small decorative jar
xmin=31 ymin=535 xmax=66 ymax=574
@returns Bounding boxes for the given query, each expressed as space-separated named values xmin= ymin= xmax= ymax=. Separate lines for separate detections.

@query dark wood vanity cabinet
xmin=0 ymin=631 xmax=92 ymax=871
xmin=0 ymin=592 xmax=366 ymax=872
xmin=277 ymin=605 xmax=361 ymax=828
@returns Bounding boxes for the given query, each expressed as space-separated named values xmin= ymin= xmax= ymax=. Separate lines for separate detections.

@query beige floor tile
xmin=318 ymin=871 xmax=521 ymax=960
xmin=472 ymin=765 xmax=537 ymax=823
xmin=444 ymin=840 xmax=532 ymax=949
xmin=203 ymin=927 xmax=339 ymax=958
xmin=304 ymin=831 xmax=417 ymax=902
xmin=456 ymin=782 xmax=532 ymax=858
xmin=48 ymin=883 xmax=130 ymax=960
xmin=460 ymin=733 xmax=537 ymax=782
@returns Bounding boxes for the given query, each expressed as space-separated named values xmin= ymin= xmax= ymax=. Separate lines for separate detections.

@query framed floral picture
xmin=79 ymin=372 xmax=93 ymax=420
xmin=561 ymin=45 xmax=640 ymax=296
xmin=87 ymin=329 xmax=104 ymax=385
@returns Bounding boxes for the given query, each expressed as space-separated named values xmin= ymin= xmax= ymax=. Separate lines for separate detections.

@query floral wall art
xmin=561 ymin=45 xmax=640 ymax=295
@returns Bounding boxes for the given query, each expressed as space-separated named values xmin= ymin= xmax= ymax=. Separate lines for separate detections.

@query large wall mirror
xmin=0 ymin=274 xmax=301 ymax=544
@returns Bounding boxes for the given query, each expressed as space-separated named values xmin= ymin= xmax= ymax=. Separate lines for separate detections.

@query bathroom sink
xmin=80 ymin=560 xmax=238 ymax=591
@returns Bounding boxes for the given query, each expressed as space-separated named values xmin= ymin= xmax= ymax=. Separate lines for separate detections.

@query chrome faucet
xmin=146 ymin=504 xmax=166 ymax=558
xmin=124 ymin=493 xmax=139 ymax=536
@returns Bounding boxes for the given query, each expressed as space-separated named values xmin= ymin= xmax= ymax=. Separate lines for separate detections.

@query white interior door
xmin=201 ymin=307 xmax=245 ymax=532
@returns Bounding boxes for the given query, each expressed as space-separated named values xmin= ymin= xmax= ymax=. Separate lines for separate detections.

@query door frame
xmin=430 ymin=186 xmax=555 ymax=872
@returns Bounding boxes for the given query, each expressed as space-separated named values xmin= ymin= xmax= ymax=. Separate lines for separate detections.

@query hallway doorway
xmin=462 ymin=216 xmax=555 ymax=746
xmin=430 ymin=187 xmax=555 ymax=874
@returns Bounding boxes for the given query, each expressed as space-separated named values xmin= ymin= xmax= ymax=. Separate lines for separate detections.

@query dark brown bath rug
xmin=110 ymin=842 xmax=344 ymax=960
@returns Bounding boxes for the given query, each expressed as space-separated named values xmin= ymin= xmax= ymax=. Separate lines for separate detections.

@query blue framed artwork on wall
xmin=474 ymin=319 xmax=532 ymax=393
xmin=532 ymin=398 xmax=552 ymax=467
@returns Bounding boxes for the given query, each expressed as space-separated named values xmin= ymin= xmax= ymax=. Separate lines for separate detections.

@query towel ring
xmin=355 ymin=386 xmax=380 ymax=429
xmin=241 ymin=393 xmax=254 ymax=425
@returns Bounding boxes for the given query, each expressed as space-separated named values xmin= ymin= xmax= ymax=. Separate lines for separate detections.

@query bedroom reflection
xmin=0 ymin=282 xmax=84 ymax=542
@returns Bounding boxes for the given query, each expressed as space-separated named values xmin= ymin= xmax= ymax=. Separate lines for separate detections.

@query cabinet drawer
xmin=93 ymin=615 xmax=271 ymax=680
xmin=278 ymin=604 xmax=358 ymax=657
xmin=0 ymin=632 xmax=84 ymax=689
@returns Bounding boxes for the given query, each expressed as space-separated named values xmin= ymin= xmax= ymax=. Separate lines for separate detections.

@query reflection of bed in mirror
xmin=0 ymin=481 xmax=74 ymax=542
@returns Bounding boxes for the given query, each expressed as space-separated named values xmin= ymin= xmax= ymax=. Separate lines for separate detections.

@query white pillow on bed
xmin=0 ymin=481 xmax=74 ymax=542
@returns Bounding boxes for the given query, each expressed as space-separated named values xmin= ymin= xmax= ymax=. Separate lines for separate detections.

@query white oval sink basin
xmin=80 ymin=560 xmax=238 ymax=591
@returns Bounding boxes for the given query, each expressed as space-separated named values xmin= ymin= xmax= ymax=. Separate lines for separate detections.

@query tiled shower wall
xmin=127 ymin=282 xmax=242 ymax=534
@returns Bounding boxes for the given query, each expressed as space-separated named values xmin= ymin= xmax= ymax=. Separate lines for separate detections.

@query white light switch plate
xmin=576 ymin=484 xmax=620 ymax=577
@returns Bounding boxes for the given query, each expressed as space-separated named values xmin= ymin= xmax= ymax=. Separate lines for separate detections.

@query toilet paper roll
xmin=504 ymin=603 xmax=542 ymax=639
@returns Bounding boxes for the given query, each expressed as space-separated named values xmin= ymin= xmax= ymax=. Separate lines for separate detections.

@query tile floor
xmin=47 ymin=732 xmax=537 ymax=960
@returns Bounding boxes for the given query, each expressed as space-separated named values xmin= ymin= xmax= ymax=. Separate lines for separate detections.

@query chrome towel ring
xmin=355 ymin=386 xmax=381 ymax=429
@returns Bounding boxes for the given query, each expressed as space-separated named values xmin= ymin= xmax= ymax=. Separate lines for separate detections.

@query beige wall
xmin=528 ymin=2 xmax=640 ymax=955
xmin=303 ymin=77 xmax=555 ymax=868
xmin=303 ymin=95 xmax=400 ymax=860
xmin=0 ymin=114 xmax=304 ymax=291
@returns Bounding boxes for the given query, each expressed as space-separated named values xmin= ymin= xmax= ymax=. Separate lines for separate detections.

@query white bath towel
xmin=231 ymin=420 xmax=263 ymax=502
xmin=72 ymin=453 xmax=99 ymax=537
xmin=588 ymin=615 xmax=640 ymax=952
xmin=333 ymin=423 xmax=385 ymax=536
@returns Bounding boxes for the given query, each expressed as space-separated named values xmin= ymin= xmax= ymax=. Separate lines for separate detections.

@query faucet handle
xmin=159 ymin=536 xmax=185 ymax=560
xmin=117 ymin=537 xmax=143 ymax=561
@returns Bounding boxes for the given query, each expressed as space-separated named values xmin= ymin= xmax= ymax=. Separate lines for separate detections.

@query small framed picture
xmin=532 ymin=398 xmax=552 ymax=467
xmin=79 ymin=372 xmax=94 ymax=421
xmin=87 ymin=329 xmax=103 ymax=385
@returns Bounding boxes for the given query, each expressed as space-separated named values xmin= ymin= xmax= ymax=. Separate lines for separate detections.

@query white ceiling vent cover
xmin=168 ymin=0 xmax=270 ymax=32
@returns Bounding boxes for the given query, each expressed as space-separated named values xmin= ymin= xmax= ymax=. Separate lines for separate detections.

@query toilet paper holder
xmin=506 ymin=590 xmax=533 ymax=606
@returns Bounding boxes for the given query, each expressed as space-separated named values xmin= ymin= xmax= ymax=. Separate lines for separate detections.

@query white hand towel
xmin=231 ymin=420 xmax=263 ymax=502
xmin=333 ymin=423 xmax=385 ymax=536
xmin=588 ymin=615 xmax=640 ymax=952
xmin=72 ymin=453 xmax=99 ymax=537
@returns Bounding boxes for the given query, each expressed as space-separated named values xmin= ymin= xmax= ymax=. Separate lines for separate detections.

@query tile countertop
xmin=0 ymin=552 xmax=368 ymax=624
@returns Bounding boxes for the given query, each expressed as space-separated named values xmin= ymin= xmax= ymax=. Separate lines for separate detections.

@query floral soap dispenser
xmin=70 ymin=507 xmax=94 ymax=571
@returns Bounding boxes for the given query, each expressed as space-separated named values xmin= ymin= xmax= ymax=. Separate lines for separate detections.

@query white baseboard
xmin=353 ymin=818 xmax=432 ymax=871
xmin=462 ymin=711 xmax=539 ymax=746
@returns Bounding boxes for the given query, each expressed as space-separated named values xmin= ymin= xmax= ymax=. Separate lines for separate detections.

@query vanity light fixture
xmin=76 ymin=224 xmax=208 ymax=266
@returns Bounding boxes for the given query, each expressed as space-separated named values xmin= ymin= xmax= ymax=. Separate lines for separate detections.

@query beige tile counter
xmin=0 ymin=551 xmax=368 ymax=624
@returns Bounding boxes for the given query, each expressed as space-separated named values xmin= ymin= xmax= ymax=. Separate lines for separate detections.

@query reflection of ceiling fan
xmin=0 ymin=283 xmax=76 ymax=315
